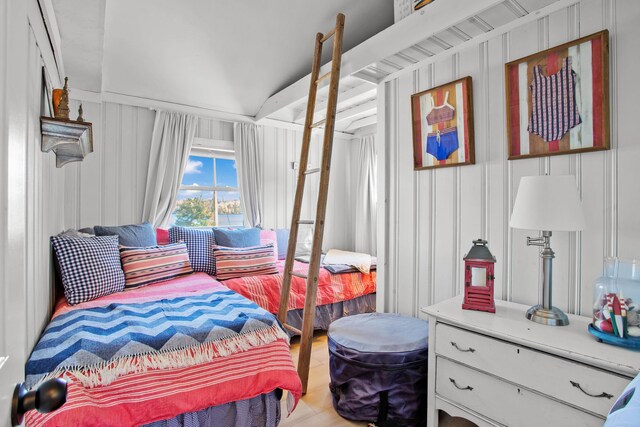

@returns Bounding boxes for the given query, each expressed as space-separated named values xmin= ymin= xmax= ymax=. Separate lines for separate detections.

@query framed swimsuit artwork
xmin=410 ymin=76 xmax=475 ymax=170
xmin=505 ymin=30 xmax=609 ymax=160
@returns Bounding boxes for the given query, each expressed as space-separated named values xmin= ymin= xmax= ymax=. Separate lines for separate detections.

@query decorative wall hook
xmin=11 ymin=378 xmax=67 ymax=426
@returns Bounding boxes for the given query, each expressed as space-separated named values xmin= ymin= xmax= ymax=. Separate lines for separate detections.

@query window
xmin=171 ymin=155 xmax=243 ymax=227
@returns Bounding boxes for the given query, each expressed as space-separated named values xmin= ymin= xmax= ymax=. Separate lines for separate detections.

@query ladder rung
xmin=310 ymin=119 xmax=326 ymax=128
xmin=283 ymin=323 xmax=302 ymax=335
xmin=297 ymin=220 xmax=314 ymax=225
xmin=290 ymin=271 xmax=308 ymax=279
xmin=320 ymin=28 xmax=336 ymax=43
xmin=315 ymin=71 xmax=331 ymax=85
xmin=304 ymin=168 xmax=320 ymax=175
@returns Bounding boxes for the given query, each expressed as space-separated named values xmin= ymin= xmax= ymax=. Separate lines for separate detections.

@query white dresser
xmin=422 ymin=297 xmax=640 ymax=427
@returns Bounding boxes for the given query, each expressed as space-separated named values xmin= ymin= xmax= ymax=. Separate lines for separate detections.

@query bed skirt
xmin=143 ymin=389 xmax=282 ymax=427
xmin=285 ymin=293 xmax=377 ymax=336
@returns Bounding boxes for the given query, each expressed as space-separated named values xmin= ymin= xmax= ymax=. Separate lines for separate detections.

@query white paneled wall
xmin=378 ymin=0 xmax=639 ymax=318
xmin=64 ymin=101 xmax=235 ymax=229
xmin=0 ymin=0 xmax=71 ymax=416
xmin=259 ymin=127 xmax=356 ymax=252
xmin=66 ymin=101 xmax=356 ymax=251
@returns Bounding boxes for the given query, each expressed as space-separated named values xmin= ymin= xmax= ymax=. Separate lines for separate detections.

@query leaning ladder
xmin=277 ymin=13 xmax=345 ymax=394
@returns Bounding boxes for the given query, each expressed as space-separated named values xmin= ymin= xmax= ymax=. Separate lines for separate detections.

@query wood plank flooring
xmin=280 ymin=332 xmax=476 ymax=427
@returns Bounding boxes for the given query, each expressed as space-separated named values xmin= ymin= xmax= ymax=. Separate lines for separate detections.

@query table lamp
xmin=510 ymin=175 xmax=586 ymax=326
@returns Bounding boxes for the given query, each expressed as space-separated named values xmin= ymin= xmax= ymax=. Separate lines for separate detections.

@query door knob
xmin=11 ymin=378 xmax=67 ymax=426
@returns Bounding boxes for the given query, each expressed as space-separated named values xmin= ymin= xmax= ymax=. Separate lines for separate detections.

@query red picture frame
xmin=505 ymin=30 xmax=610 ymax=160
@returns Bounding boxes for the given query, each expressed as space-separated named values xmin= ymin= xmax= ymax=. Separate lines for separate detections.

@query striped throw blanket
xmin=25 ymin=273 xmax=302 ymax=427
xmin=224 ymin=260 xmax=377 ymax=314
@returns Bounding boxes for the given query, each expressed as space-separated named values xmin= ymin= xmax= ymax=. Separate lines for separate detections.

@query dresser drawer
xmin=436 ymin=322 xmax=628 ymax=417
xmin=436 ymin=357 xmax=604 ymax=427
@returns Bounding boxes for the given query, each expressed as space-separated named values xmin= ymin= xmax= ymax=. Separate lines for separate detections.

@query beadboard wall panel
xmin=0 ymin=1 xmax=71 ymax=414
xmin=65 ymin=103 xmax=356 ymax=251
xmin=259 ymin=126 xmax=356 ymax=252
xmin=379 ymin=0 xmax=637 ymax=318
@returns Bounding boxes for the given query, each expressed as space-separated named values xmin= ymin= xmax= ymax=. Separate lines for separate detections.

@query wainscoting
xmin=0 ymin=0 xmax=71 ymax=417
xmin=377 ymin=0 xmax=639 ymax=318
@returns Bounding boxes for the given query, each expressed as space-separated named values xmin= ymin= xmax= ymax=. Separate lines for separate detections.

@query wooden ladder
xmin=277 ymin=13 xmax=345 ymax=394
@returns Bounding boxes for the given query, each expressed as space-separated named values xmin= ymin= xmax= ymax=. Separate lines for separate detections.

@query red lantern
xmin=462 ymin=239 xmax=496 ymax=313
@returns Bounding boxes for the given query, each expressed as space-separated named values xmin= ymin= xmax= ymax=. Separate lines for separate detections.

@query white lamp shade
xmin=510 ymin=175 xmax=586 ymax=231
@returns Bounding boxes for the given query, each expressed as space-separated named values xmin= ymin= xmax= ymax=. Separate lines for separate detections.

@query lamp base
xmin=525 ymin=304 xmax=570 ymax=326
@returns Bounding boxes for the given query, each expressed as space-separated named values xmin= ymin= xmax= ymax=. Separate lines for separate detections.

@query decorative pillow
xmin=212 ymin=244 xmax=279 ymax=281
xmin=94 ymin=222 xmax=157 ymax=247
xmin=260 ymin=229 xmax=279 ymax=261
xmin=169 ymin=226 xmax=216 ymax=275
xmin=59 ymin=229 xmax=94 ymax=238
xmin=212 ymin=227 xmax=261 ymax=247
xmin=51 ymin=235 xmax=125 ymax=305
xmin=156 ymin=228 xmax=170 ymax=245
xmin=275 ymin=229 xmax=290 ymax=260
xmin=119 ymin=243 xmax=193 ymax=289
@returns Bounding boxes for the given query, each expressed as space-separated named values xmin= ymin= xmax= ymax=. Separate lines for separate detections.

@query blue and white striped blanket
xmin=26 ymin=288 xmax=288 ymax=388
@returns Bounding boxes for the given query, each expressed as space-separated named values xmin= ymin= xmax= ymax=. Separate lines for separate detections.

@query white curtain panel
xmin=354 ymin=134 xmax=377 ymax=255
xmin=142 ymin=110 xmax=197 ymax=228
xmin=233 ymin=122 xmax=263 ymax=227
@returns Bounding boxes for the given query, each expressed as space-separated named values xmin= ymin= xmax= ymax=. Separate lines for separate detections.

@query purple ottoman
xmin=328 ymin=313 xmax=429 ymax=426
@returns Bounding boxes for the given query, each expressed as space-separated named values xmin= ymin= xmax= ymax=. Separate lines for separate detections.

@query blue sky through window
xmin=182 ymin=156 xmax=213 ymax=186
xmin=181 ymin=156 xmax=238 ymax=189
xmin=215 ymin=158 xmax=238 ymax=188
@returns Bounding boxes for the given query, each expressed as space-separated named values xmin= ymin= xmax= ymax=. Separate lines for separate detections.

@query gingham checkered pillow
xmin=51 ymin=235 xmax=125 ymax=305
xmin=168 ymin=226 xmax=216 ymax=275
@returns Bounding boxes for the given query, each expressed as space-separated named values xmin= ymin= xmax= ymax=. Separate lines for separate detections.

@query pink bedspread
xmin=223 ymin=261 xmax=377 ymax=314
xmin=26 ymin=273 xmax=302 ymax=427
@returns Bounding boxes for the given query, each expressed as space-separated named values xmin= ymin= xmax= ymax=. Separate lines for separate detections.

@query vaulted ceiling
xmin=51 ymin=0 xmax=393 ymax=117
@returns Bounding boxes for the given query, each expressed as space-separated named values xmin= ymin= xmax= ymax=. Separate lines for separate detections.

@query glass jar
xmin=592 ymin=257 xmax=640 ymax=338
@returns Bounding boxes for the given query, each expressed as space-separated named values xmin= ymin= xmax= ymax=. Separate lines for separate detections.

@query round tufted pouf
xmin=327 ymin=313 xmax=429 ymax=427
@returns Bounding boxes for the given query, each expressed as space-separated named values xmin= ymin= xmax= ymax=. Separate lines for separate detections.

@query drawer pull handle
xmin=449 ymin=378 xmax=474 ymax=391
xmin=450 ymin=341 xmax=475 ymax=353
xmin=569 ymin=381 xmax=614 ymax=399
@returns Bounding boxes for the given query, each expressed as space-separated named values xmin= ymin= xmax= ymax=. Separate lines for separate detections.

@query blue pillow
xmin=94 ymin=222 xmax=157 ymax=247
xmin=213 ymin=227 xmax=260 ymax=248
xmin=51 ymin=235 xmax=125 ymax=305
xmin=169 ymin=226 xmax=216 ymax=275
xmin=275 ymin=229 xmax=290 ymax=260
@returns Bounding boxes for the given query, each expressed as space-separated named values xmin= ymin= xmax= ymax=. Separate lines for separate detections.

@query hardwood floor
xmin=279 ymin=332 xmax=476 ymax=427
xmin=280 ymin=332 xmax=368 ymax=427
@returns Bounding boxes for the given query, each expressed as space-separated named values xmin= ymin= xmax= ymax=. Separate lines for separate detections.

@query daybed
xmin=223 ymin=259 xmax=377 ymax=333
xmin=25 ymin=273 xmax=302 ymax=427
xmin=167 ymin=225 xmax=378 ymax=334
xmin=25 ymin=224 xmax=374 ymax=426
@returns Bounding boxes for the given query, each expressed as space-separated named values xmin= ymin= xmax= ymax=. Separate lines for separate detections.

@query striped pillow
xmin=119 ymin=243 xmax=193 ymax=289
xmin=212 ymin=244 xmax=279 ymax=281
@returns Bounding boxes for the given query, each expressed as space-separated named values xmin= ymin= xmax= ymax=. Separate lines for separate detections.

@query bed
xmin=25 ymin=273 xmax=302 ymax=427
xmin=222 ymin=260 xmax=377 ymax=333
